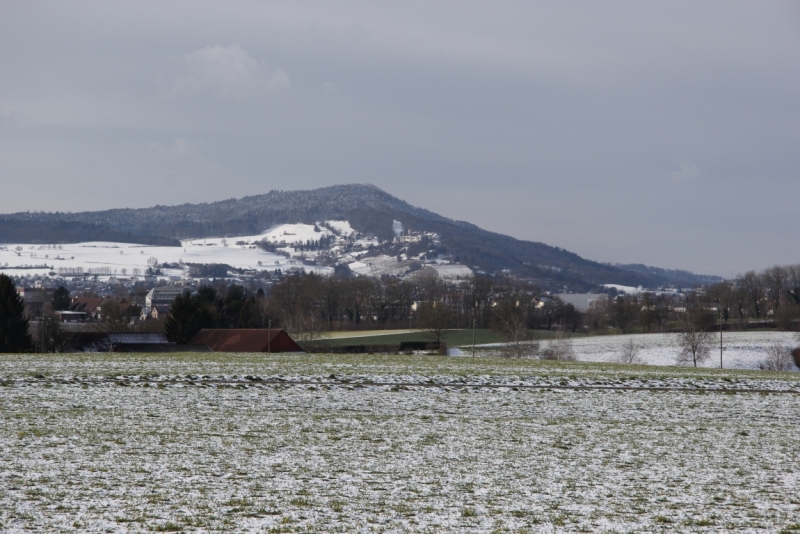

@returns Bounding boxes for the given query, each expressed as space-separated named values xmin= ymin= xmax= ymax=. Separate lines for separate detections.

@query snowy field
xmin=474 ymin=331 xmax=800 ymax=371
xmin=1 ymin=353 xmax=799 ymax=533
xmin=0 ymin=222 xmax=346 ymax=280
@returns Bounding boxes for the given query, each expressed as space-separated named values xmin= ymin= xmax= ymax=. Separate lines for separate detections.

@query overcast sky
xmin=1 ymin=1 xmax=799 ymax=276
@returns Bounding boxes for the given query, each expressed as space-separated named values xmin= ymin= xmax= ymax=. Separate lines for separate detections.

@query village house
xmin=16 ymin=287 xmax=53 ymax=318
xmin=145 ymin=286 xmax=190 ymax=308
xmin=149 ymin=305 xmax=171 ymax=320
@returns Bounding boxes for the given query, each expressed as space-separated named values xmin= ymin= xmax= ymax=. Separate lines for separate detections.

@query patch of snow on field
xmin=353 ymin=236 xmax=380 ymax=248
xmin=478 ymin=331 xmax=799 ymax=370
xmin=258 ymin=222 xmax=334 ymax=244
xmin=602 ymin=283 xmax=646 ymax=294
xmin=346 ymin=260 xmax=371 ymax=276
xmin=0 ymin=240 xmax=332 ymax=279
xmin=325 ymin=220 xmax=355 ymax=236
xmin=188 ymin=223 xmax=335 ymax=248
xmin=430 ymin=264 xmax=473 ymax=278
xmin=347 ymin=254 xmax=413 ymax=277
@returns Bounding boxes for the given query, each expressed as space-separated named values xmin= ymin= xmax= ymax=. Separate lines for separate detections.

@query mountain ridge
xmin=0 ymin=184 xmax=717 ymax=290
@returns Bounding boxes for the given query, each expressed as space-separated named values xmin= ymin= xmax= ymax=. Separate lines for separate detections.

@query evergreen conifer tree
xmin=0 ymin=274 xmax=33 ymax=352
xmin=164 ymin=292 xmax=217 ymax=344
xmin=52 ymin=286 xmax=71 ymax=311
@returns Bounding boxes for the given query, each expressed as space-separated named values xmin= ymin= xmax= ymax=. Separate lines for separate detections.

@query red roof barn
xmin=190 ymin=329 xmax=304 ymax=353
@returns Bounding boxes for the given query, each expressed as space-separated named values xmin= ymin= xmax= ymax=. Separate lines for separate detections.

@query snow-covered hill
xmin=0 ymin=219 xmax=475 ymax=282
xmin=0 ymin=184 xmax=675 ymax=291
xmin=0 ymin=240 xmax=330 ymax=281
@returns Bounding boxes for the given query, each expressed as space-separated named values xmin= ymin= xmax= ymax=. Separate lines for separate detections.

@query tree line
xmin=590 ymin=263 xmax=800 ymax=337
xmin=7 ymin=262 xmax=800 ymax=357
xmin=705 ymin=265 xmax=800 ymax=329
xmin=163 ymin=274 xmax=583 ymax=346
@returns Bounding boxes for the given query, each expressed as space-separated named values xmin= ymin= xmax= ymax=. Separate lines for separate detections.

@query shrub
xmin=501 ymin=339 xmax=539 ymax=359
xmin=540 ymin=328 xmax=576 ymax=361
xmin=759 ymin=343 xmax=796 ymax=371
xmin=613 ymin=338 xmax=642 ymax=364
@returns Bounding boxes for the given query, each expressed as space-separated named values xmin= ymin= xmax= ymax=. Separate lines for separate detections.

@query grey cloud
xmin=667 ymin=162 xmax=701 ymax=184
xmin=0 ymin=1 xmax=798 ymax=275
xmin=145 ymin=139 xmax=198 ymax=158
xmin=169 ymin=45 xmax=289 ymax=101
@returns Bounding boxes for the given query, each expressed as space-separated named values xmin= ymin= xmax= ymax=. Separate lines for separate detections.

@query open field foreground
xmin=1 ymin=353 xmax=800 ymax=533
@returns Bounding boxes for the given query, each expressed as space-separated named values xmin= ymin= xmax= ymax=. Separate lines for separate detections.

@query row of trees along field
xmin=163 ymin=274 xmax=583 ymax=344
xmin=173 ymin=264 xmax=800 ymax=344
xmin=706 ymin=265 xmax=800 ymax=329
xmin=157 ymin=275 xmax=776 ymax=367
xmin=584 ymin=265 xmax=800 ymax=335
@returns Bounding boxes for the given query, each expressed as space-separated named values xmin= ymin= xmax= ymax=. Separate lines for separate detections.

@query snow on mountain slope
xmin=0 ymin=240 xmax=331 ymax=280
xmin=0 ymin=184 xmax=673 ymax=290
xmin=0 ymin=219 xmax=475 ymax=281
xmin=325 ymin=220 xmax=355 ymax=236
xmin=188 ymin=222 xmax=337 ymax=247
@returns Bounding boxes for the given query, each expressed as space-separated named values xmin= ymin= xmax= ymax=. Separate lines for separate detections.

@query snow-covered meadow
xmin=474 ymin=331 xmax=800 ymax=371
xmin=1 ymin=352 xmax=799 ymax=532
xmin=0 ymin=222 xmax=348 ymax=280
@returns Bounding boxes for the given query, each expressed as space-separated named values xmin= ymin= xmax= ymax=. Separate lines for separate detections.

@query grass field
xmin=1 ymin=352 xmax=799 ymax=532
xmin=309 ymin=329 xmax=564 ymax=348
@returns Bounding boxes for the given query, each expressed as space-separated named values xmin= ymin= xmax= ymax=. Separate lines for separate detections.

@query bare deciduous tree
xmin=294 ymin=312 xmax=324 ymax=342
xmin=92 ymin=299 xmax=141 ymax=333
xmin=417 ymin=301 xmax=452 ymax=345
xmin=255 ymin=295 xmax=276 ymax=329
xmin=675 ymin=302 xmax=714 ymax=367
xmin=499 ymin=311 xmax=537 ymax=358
xmin=739 ymin=270 xmax=765 ymax=319
xmin=614 ymin=338 xmax=642 ymax=364
xmin=492 ymin=283 xmax=539 ymax=358
xmin=32 ymin=310 xmax=67 ymax=353
xmin=611 ymin=295 xmax=639 ymax=334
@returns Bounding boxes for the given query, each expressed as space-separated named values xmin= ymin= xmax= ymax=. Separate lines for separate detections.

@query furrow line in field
xmin=4 ymin=377 xmax=800 ymax=394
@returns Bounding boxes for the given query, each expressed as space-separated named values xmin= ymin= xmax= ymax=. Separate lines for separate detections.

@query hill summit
xmin=0 ymin=184 xmax=715 ymax=290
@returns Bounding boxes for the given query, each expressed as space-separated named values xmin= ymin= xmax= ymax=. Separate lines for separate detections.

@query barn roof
xmin=189 ymin=329 xmax=303 ymax=352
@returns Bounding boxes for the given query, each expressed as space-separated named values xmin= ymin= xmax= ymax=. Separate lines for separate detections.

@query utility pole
xmin=719 ymin=309 xmax=723 ymax=369
xmin=472 ymin=317 xmax=476 ymax=358
xmin=268 ymin=319 xmax=271 ymax=353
